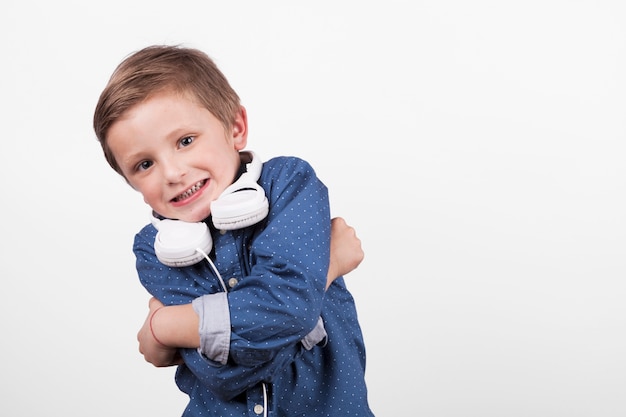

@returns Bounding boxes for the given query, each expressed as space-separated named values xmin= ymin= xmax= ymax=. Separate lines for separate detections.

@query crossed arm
xmin=137 ymin=217 xmax=364 ymax=367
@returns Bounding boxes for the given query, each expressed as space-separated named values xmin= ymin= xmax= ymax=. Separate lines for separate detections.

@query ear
xmin=231 ymin=106 xmax=248 ymax=151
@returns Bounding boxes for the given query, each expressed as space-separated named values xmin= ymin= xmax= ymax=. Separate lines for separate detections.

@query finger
xmin=335 ymin=217 xmax=346 ymax=227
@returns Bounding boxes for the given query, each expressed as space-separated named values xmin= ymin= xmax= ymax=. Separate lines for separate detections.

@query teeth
xmin=175 ymin=180 xmax=205 ymax=202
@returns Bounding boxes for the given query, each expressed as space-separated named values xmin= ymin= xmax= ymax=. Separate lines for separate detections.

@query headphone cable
xmin=195 ymin=247 xmax=228 ymax=293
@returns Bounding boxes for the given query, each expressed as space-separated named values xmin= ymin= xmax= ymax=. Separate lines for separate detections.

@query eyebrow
xmin=118 ymin=150 xmax=150 ymax=170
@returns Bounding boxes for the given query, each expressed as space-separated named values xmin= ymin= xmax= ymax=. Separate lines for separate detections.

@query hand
xmin=137 ymin=297 xmax=184 ymax=367
xmin=327 ymin=217 xmax=365 ymax=288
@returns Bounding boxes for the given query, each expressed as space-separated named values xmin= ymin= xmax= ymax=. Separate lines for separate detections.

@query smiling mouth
xmin=173 ymin=180 xmax=207 ymax=202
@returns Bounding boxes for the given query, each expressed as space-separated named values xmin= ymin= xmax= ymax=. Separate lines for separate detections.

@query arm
xmin=136 ymin=297 xmax=193 ymax=367
xmin=137 ymin=216 xmax=364 ymax=366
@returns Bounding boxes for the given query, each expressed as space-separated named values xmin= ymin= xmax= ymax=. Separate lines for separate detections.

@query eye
xmin=137 ymin=160 xmax=153 ymax=171
xmin=179 ymin=136 xmax=194 ymax=148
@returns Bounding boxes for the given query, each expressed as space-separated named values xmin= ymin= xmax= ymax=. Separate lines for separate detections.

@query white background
xmin=1 ymin=1 xmax=625 ymax=416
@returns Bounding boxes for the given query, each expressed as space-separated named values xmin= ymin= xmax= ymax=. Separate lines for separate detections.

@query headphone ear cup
xmin=153 ymin=219 xmax=213 ymax=267
xmin=211 ymin=151 xmax=269 ymax=230
xmin=211 ymin=183 xmax=269 ymax=230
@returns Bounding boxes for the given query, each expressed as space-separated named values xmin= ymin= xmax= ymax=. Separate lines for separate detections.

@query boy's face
xmin=107 ymin=91 xmax=248 ymax=223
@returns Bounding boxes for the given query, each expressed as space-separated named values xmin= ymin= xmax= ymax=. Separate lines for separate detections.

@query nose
xmin=161 ymin=157 xmax=186 ymax=184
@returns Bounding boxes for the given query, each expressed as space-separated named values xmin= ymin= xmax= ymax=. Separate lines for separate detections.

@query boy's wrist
xmin=149 ymin=307 xmax=167 ymax=346
xmin=152 ymin=304 xmax=201 ymax=348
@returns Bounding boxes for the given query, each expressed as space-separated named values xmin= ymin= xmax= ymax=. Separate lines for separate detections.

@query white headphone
xmin=151 ymin=151 xmax=269 ymax=267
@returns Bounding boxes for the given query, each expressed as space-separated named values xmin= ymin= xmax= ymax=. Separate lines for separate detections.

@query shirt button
xmin=228 ymin=278 xmax=238 ymax=288
xmin=253 ymin=404 xmax=264 ymax=414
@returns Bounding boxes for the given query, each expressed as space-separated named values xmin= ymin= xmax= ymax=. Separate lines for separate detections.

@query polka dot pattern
xmin=133 ymin=156 xmax=374 ymax=416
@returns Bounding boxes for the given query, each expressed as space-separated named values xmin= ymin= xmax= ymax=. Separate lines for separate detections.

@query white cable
xmin=195 ymin=247 xmax=228 ymax=293
xmin=262 ymin=382 xmax=268 ymax=417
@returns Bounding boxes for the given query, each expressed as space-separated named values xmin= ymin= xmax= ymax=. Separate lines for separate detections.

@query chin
xmin=185 ymin=209 xmax=212 ymax=223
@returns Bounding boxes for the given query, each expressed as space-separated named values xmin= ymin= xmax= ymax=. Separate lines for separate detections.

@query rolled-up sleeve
xmin=192 ymin=292 xmax=231 ymax=365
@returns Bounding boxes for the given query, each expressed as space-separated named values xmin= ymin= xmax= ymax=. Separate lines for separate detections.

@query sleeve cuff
xmin=192 ymin=292 xmax=231 ymax=365
xmin=301 ymin=316 xmax=327 ymax=350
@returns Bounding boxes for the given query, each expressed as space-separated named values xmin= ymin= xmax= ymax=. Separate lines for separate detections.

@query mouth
xmin=172 ymin=179 xmax=207 ymax=202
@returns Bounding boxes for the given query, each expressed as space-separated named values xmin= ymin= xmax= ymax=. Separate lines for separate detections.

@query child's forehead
xmin=121 ymin=90 xmax=203 ymax=118
xmin=117 ymin=86 xmax=233 ymax=132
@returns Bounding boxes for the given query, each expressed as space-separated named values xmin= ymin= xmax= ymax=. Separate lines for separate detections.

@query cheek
xmin=128 ymin=180 xmax=157 ymax=205
xmin=141 ymin=185 xmax=160 ymax=205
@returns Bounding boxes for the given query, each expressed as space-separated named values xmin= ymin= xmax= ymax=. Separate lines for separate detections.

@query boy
xmin=94 ymin=45 xmax=374 ymax=416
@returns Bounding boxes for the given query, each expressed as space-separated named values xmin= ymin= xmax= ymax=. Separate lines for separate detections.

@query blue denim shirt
xmin=133 ymin=156 xmax=374 ymax=416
